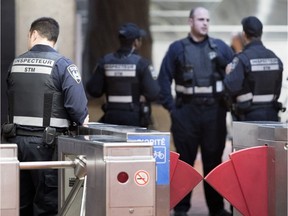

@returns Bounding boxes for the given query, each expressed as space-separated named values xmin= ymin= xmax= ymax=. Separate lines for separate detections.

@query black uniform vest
xmin=236 ymin=45 xmax=283 ymax=104
xmin=103 ymin=53 xmax=141 ymax=109
xmin=175 ymin=38 xmax=224 ymax=98
xmin=8 ymin=51 xmax=70 ymax=128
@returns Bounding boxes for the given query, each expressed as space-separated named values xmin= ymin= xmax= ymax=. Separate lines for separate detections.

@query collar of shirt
xmin=187 ymin=34 xmax=209 ymax=45
xmin=116 ymin=47 xmax=138 ymax=57
xmin=30 ymin=44 xmax=57 ymax=52
xmin=245 ymin=40 xmax=263 ymax=49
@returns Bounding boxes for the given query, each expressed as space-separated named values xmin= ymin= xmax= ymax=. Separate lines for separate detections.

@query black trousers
xmin=171 ymin=102 xmax=227 ymax=214
xmin=8 ymin=136 xmax=58 ymax=216
xmin=102 ymin=109 xmax=141 ymax=127
xmin=239 ymin=106 xmax=279 ymax=121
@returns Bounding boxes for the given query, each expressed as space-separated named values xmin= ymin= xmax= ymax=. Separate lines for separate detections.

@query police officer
xmin=4 ymin=17 xmax=89 ymax=216
xmin=157 ymin=7 xmax=233 ymax=216
xmin=224 ymin=16 xmax=284 ymax=121
xmin=86 ymin=22 xmax=160 ymax=127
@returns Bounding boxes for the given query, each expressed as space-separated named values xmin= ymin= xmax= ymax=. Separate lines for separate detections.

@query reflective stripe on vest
xmin=194 ymin=86 xmax=213 ymax=94
xmin=236 ymin=93 xmax=275 ymax=103
xmin=175 ymin=84 xmax=214 ymax=95
xmin=13 ymin=116 xmax=69 ymax=128
xmin=107 ymin=95 xmax=133 ymax=103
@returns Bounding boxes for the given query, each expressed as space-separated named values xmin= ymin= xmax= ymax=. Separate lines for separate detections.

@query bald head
xmin=189 ymin=7 xmax=209 ymax=18
xmin=188 ymin=7 xmax=210 ymax=41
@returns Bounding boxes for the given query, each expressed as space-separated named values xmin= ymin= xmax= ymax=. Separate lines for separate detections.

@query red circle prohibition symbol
xmin=134 ymin=170 xmax=150 ymax=186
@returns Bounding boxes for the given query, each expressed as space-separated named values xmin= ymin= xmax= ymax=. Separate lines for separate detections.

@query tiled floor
xmin=88 ymin=100 xmax=233 ymax=216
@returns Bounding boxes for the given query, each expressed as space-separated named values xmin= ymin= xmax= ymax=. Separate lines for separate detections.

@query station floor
xmin=88 ymin=99 xmax=233 ymax=216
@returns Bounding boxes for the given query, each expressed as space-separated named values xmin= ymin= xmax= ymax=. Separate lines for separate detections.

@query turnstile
xmin=58 ymin=134 xmax=156 ymax=216
xmin=77 ymin=123 xmax=171 ymax=216
xmin=233 ymin=121 xmax=288 ymax=216
xmin=0 ymin=144 xmax=19 ymax=216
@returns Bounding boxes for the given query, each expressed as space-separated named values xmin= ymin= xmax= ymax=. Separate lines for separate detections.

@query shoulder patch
xmin=231 ymin=57 xmax=239 ymax=70
xmin=148 ymin=65 xmax=157 ymax=80
xmin=67 ymin=64 xmax=81 ymax=83
xmin=209 ymin=51 xmax=217 ymax=60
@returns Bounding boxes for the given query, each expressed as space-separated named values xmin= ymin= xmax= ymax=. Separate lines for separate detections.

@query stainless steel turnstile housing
xmin=77 ymin=123 xmax=171 ymax=216
xmin=58 ymin=134 xmax=156 ymax=216
xmin=233 ymin=121 xmax=288 ymax=215
xmin=0 ymin=144 xmax=19 ymax=216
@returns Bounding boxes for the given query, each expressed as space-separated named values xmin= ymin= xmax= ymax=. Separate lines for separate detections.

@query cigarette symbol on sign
xmin=134 ymin=170 xmax=150 ymax=186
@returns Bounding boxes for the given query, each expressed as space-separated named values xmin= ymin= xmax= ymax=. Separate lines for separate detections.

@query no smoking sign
xmin=134 ymin=170 xmax=150 ymax=186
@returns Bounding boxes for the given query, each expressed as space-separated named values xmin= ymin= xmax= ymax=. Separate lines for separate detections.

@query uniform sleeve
xmin=275 ymin=57 xmax=284 ymax=98
xmin=139 ymin=59 xmax=160 ymax=101
xmin=157 ymin=43 xmax=178 ymax=112
xmin=54 ymin=58 xmax=88 ymax=125
xmin=223 ymin=56 xmax=246 ymax=95
xmin=215 ymin=39 xmax=234 ymax=64
xmin=86 ymin=58 xmax=105 ymax=97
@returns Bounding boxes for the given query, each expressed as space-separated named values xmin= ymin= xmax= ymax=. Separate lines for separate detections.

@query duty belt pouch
xmin=2 ymin=123 xmax=17 ymax=138
xmin=235 ymin=100 xmax=252 ymax=114
xmin=43 ymin=126 xmax=56 ymax=146
xmin=140 ymin=102 xmax=152 ymax=127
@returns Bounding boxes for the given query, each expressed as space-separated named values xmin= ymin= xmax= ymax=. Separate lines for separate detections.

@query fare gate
xmin=0 ymin=144 xmax=76 ymax=216
xmin=233 ymin=121 xmax=288 ymax=216
xmin=57 ymin=135 xmax=156 ymax=216
xmin=205 ymin=121 xmax=288 ymax=216
xmin=0 ymin=144 xmax=19 ymax=216
xmin=76 ymin=123 xmax=171 ymax=216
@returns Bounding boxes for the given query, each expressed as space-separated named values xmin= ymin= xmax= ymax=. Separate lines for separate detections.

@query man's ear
xmin=188 ymin=17 xmax=193 ymax=27
xmin=136 ymin=37 xmax=143 ymax=48
xmin=30 ymin=30 xmax=38 ymax=42
xmin=133 ymin=38 xmax=139 ymax=49
xmin=242 ymin=31 xmax=249 ymax=44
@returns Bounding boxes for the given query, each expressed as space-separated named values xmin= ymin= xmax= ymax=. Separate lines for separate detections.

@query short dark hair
xmin=241 ymin=16 xmax=263 ymax=39
xmin=189 ymin=7 xmax=207 ymax=18
xmin=30 ymin=17 xmax=59 ymax=43
xmin=119 ymin=36 xmax=135 ymax=47
xmin=189 ymin=8 xmax=196 ymax=18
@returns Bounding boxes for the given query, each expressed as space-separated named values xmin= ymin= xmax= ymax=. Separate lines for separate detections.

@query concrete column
xmin=15 ymin=0 xmax=76 ymax=61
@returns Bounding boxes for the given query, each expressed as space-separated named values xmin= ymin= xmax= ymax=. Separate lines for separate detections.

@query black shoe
xmin=210 ymin=209 xmax=232 ymax=216
xmin=174 ymin=211 xmax=188 ymax=216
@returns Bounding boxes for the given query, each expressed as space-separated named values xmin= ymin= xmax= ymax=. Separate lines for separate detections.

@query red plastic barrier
xmin=205 ymin=146 xmax=268 ymax=216
xmin=170 ymin=151 xmax=203 ymax=209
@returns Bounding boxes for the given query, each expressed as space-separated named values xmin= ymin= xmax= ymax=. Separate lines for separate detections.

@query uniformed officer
xmin=3 ymin=17 xmax=89 ymax=216
xmin=224 ymin=16 xmax=284 ymax=121
xmin=86 ymin=22 xmax=160 ymax=127
xmin=157 ymin=7 xmax=233 ymax=216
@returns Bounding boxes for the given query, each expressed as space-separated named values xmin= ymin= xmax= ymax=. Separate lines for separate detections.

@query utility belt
xmin=233 ymin=101 xmax=286 ymax=115
xmin=2 ymin=123 xmax=68 ymax=147
xmin=102 ymin=102 xmax=152 ymax=127
xmin=179 ymin=95 xmax=218 ymax=106
xmin=103 ymin=102 xmax=140 ymax=112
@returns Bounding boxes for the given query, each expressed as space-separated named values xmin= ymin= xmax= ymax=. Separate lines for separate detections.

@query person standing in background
xmin=3 ymin=17 xmax=89 ymax=216
xmin=157 ymin=7 xmax=233 ymax=216
xmin=86 ymin=22 xmax=160 ymax=128
xmin=224 ymin=16 xmax=284 ymax=121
